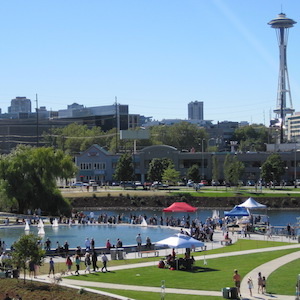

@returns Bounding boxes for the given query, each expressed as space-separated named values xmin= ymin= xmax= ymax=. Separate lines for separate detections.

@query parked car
xmin=151 ymin=181 xmax=169 ymax=189
xmin=71 ymin=182 xmax=88 ymax=188
xmin=246 ymin=180 xmax=255 ymax=186
xmin=89 ymin=180 xmax=97 ymax=186
xmin=187 ymin=180 xmax=194 ymax=187
xmin=200 ymin=180 xmax=209 ymax=186
xmin=212 ymin=180 xmax=220 ymax=186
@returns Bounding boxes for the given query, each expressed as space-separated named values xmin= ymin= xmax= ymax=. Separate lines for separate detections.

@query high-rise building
xmin=8 ymin=97 xmax=31 ymax=114
xmin=188 ymin=101 xmax=203 ymax=120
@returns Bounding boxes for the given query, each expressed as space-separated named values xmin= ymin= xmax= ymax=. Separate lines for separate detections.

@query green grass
xmin=88 ymin=288 xmax=224 ymax=300
xmin=68 ymin=249 xmax=299 ymax=291
xmin=37 ymin=239 xmax=291 ymax=275
xmin=267 ymin=258 xmax=300 ymax=295
xmin=61 ymin=186 xmax=300 ymax=198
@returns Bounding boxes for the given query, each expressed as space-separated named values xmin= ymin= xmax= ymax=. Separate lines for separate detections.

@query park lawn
xmin=266 ymin=258 xmax=300 ymax=295
xmin=88 ymin=288 xmax=223 ymax=300
xmin=37 ymin=239 xmax=291 ymax=275
xmin=68 ymin=249 xmax=298 ymax=291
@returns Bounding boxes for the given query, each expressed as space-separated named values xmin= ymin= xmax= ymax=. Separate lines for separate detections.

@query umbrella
xmin=155 ymin=233 xmax=204 ymax=249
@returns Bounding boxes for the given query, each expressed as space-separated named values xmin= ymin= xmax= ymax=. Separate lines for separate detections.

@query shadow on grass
xmin=177 ymin=266 xmax=219 ymax=273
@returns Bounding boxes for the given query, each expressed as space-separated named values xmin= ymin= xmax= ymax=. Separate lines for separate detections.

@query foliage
xmin=113 ymin=153 xmax=134 ymax=182
xmin=162 ymin=167 xmax=180 ymax=185
xmin=11 ymin=233 xmax=45 ymax=283
xmin=0 ymin=145 xmax=76 ymax=214
xmin=147 ymin=158 xmax=173 ymax=182
xmin=223 ymin=154 xmax=244 ymax=186
xmin=43 ymin=123 xmax=107 ymax=155
xmin=232 ymin=124 xmax=271 ymax=152
xmin=260 ymin=153 xmax=285 ymax=183
xmin=150 ymin=122 xmax=207 ymax=151
xmin=187 ymin=164 xmax=200 ymax=182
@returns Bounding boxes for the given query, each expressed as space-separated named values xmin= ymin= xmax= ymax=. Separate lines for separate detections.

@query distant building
xmin=188 ymin=101 xmax=203 ymax=120
xmin=287 ymin=112 xmax=300 ymax=142
xmin=75 ymin=144 xmax=300 ymax=184
xmin=8 ymin=97 xmax=31 ymax=114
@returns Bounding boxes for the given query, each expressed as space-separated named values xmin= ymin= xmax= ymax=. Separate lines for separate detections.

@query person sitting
xmin=158 ymin=259 xmax=165 ymax=268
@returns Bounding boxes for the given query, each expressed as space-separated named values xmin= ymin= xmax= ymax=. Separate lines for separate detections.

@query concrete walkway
xmin=32 ymin=232 xmax=300 ymax=300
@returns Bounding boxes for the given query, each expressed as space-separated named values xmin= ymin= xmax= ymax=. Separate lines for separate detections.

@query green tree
xmin=113 ymin=153 xmax=134 ymax=183
xmin=261 ymin=153 xmax=285 ymax=184
xmin=187 ymin=164 xmax=200 ymax=182
xmin=150 ymin=122 xmax=207 ymax=151
xmin=11 ymin=233 xmax=45 ymax=283
xmin=0 ymin=146 xmax=76 ymax=214
xmin=147 ymin=158 xmax=173 ymax=182
xmin=43 ymin=123 xmax=106 ymax=155
xmin=233 ymin=124 xmax=271 ymax=152
xmin=162 ymin=167 xmax=180 ymax=186
xmin=223 ymin=154 xmax=245 ymax=186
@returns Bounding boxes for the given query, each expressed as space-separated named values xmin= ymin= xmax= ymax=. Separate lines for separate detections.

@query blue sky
xmin=0 ymin=0 xmax=299 ymax=125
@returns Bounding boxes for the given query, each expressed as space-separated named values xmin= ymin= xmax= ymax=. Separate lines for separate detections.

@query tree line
xmin=42 ymin=122 xmax=272 ymax=155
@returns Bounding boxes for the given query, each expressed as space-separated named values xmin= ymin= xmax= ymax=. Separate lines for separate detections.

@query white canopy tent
xmin=156 ymin=233 xmax=205 ymax=249
xmin=237 ymin=197 xmax=266 ymax=209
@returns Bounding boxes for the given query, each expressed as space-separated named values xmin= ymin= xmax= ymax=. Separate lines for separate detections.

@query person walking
xmin=247 ymin=277 xmax=254 ymax=297
xmin=91 ymin=251 xmax=98 ymax=272
xmin=233 ymin=269 xmax=241 ymax=297
xmin=48 ymin=257 xmax=55 ymax=277
xmin=75 ymin=254 xmax=81 ymax=276
xmin=136 ymin=233 xmax=142 ymax=255
xmin=84 ymin=252 xmax=91 ymax=273
xmin=106 ymin=239 xmax=112 ymax=252
xmin=65 ymin=255 xmax=73 ymax=275
xmin=258 ymin=272 xmax=263 ymax=294
xmin=101 ymin=252 xmax=108 ymax=272
xmin=262 ymin=276 xmax=266 ymax=294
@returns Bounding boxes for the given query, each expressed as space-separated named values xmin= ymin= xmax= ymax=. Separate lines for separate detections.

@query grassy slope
xmin=68 ymin=249 xmax=298 ymax=292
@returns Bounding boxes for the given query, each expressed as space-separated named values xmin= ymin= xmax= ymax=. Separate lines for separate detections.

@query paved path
xmin=33 ymin=232 xmax=300 ymax=300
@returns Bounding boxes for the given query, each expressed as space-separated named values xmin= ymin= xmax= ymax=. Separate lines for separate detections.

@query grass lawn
xmin=267 ymin=258 xmax=300 ymax=295
xmin=89 ymin=288 xmax=224 ymax=300
xmin=68 ymin=249 xmax=298 ymax=292
xmin=61 ymin=186 xmax=300 ymax=198
xmin=37 ymin=239 xmax=291 ymax=275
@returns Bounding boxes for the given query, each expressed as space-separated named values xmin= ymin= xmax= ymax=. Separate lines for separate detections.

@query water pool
xmin=0 ymin=223 xmax=178 ymax=249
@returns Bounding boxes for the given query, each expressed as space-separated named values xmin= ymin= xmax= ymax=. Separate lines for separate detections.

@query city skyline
xmin=0 ymin=0 xmax=299 ymax=125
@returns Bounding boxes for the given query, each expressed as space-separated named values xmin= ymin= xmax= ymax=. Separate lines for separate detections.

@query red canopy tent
xmin=163 ymin=202 xmax=197 ymax=212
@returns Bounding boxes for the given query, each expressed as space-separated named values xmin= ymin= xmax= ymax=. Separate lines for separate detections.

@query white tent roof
xmin=237 ymin=197 xmax=266 ymax=209
xmin=156 ymin=233 xmax=204 ymax=249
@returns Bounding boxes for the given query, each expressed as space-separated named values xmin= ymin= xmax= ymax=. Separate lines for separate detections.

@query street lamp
xmin=201 ymin=139 xmax=205 ymax=179
xmin=294 ymin=145 xmax=297 ymax=188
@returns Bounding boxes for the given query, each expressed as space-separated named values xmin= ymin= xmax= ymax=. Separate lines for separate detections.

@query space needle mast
xmin=268 ymin=12 xmax=296 ymax=143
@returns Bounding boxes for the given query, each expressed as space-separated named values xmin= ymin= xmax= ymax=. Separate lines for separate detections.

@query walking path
xmin=32 ymin=232 xmax=300 ymax=300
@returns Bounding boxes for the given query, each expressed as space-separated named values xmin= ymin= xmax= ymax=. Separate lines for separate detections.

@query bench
xmin=221 ymin=239 xmax=232 ymax=246
xmin=140 ymin=250 xmax=159 ymax=258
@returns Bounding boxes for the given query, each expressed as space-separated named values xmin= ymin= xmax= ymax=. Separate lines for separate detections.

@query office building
xmin=188 ymin=101 xmax=203 ymax=120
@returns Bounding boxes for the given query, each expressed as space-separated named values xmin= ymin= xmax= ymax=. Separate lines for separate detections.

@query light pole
xmin=294 ymin=145 xmax=297 ymax=188
xmin=201 ymin=139 xmax=205 ymax=180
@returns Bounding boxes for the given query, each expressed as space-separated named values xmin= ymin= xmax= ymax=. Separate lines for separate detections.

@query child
xmin=247 ymin=277 xmax=254 ymax=297
xmin=262 ymin=276 xmax=266 ymax=294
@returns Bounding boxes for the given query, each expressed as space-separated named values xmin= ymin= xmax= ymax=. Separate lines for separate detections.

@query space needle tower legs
xmin=268 ymin=13 xmax=296 ymax=143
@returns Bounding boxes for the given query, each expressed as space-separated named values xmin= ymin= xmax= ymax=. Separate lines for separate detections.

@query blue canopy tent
xmin=224 ymin=206 xmax=250 ymax=217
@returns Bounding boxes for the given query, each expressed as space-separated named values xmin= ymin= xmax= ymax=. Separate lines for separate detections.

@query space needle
xmin=268 ymin=12 xmax=296 ymax=143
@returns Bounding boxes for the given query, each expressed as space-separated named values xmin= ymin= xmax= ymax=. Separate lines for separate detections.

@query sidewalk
xmin=35 ymin=232 xmax=300 ymax=299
